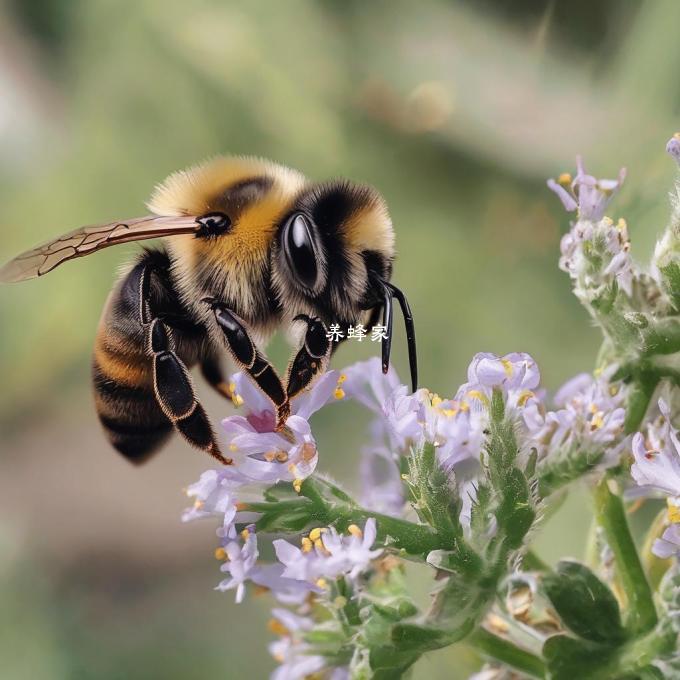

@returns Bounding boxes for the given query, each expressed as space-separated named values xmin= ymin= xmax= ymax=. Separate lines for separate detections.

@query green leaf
xmin=542 ymin=560 xmax=626 ymax=644
xmin=542 ymin=635 xmax=616 ymax=680
xmin=659 ymin=261 xmax=680 ymax=311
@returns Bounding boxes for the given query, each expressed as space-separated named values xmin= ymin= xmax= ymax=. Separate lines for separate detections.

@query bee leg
xmin=207 ymin=301 xmax=289 ymax=426
xmin=147 ymin=317 xmax=231 ymax=465
xmin=285 ymin=315 xmax=332 ymax=401
xmin=200 ymin=355 xmax=235 ymax=401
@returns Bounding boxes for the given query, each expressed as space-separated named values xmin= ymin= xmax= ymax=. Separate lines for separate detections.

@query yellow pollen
xmin=467 ymin=390 xmax=489 ymax=406
xmin=275 ymin=451 xmax=289 ymax=463
xmin=401 ymin=473 xmax=409 ymax=480
xmin=235 ymin=502 xmax=248 ymax=511
xmin=667 ymin=498 xmax=680 ymax=524
xmin=254 ymin=585 xmax=270 ymax=597
xmin=229 ymin=443 xmax=238 ymax=452
xmin=431 ymin=395 xmax=443 ymax=407
xmin=442 ymin=408 xmax=456 ymax=417
xmin=337 ymin=374 xmax=347 ymax=384
xmin=594 ymin=367 xmax=603 ymax=378
xmin=301 ymin=537 xmax=313 ymax=553
xmin=557 ymin=172 xmax=572 ymax=186
xmin=264 ymin=451 xmax=276 ymax=462
xmin=232 ymin=393 xmax=244 ymax=407
xmin=609 ymin=385 xmax=619 ymax=397
xmin=293 ymin=478 xmax=302 ymax=493
xmin=214 ymin=547 xmax=227 ymax=560
xmin=288 ymin=463 xmax=297 ymax=473
xmin=501 ymin=359 xmax=513 ymax=378
xmin=459 ymin=400 xmax=469 ymax=412
xmin=228 ymin=381 xmax=236 ymax=393
xmin=194 ymin=500 xmax=204 ymax=510
xmin=267 ymin=618 xmax=289 ymax=636
xmin=273 ymin=653 xmax=285 ymax=663
xmin=591 ymin=413 xmax=604 ymax=430
xmin=309 ymin=527 xmax=326 ymax=541
xmin=347 ymin=524 xmax=363 ymax=538
xmin=301 ymin=442 xmax=316 ymax=462
xmin=517 ymin=390 xmax=535 ymax=407
xmin=617 ymin=218 xmax=627 ymax=232
xmin=241 ymin=528 xmax=250 ymax=540
xmin=334 ymin=388 xmax=345 ymax=400
xmin=589 ymin=403 xmax=598 ymax=414
xmin=674 ymin=132 xmax=680 ymax=140
xmin=316 ymin=578 xmax=328 ymax=589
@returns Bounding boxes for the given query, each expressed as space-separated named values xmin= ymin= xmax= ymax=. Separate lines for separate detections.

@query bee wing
xmin=0 ymin=215 xmax=199 ymax=283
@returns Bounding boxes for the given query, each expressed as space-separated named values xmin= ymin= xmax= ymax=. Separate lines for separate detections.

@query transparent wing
xmin=0 ymin=215 xmax=199 ymax=283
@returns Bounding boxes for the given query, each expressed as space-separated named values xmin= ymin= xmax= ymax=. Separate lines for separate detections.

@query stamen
xmin=309 ymin=527 xmax=326 ymax=541
xmin=214 ymin=547 xmax=227 ymax=560
xmin=337 ymin=374 xmax=347 ymax=384
xmin=275 ymin=451 xmax=289 ymax=463
xmin=229 ymin=443 xmax=238 ymax=452
xmin=316 ymin=578 xmax=328 ymax=589
xmin=194 ymin=500 xmax=204 ymax=510
xmin=347 ymin=524 xmax=363 ymax=539
xmin=334 ymin=388 xmax=345 ymax=400
xmin=667 ymin=498 xmax=680 ymax=524
xmin=557 ymin=172 xmax=572 ymax=186
xmin=501 ymin=359 xmax=513 ymax=377
xmin=467 ymin=390 xmax=489 ymax=406
xmin=301 ymin=442 xmax=316 ymax=462
xmin=267 ymin=618 xmax=289 ymax=636
xmin=293 ymin=478 xmax=302 ymax=493
xmin=517 ymin=390 xmax=535 ymax=407
xmin=241 ymin=528 xmax=251 ymax=540
xmin=264 ymin=451 xmax=276 ymax=462
xmin=301 ymin=537 xmax=313 ymax=553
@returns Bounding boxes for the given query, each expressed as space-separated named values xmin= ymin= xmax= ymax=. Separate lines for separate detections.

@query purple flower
xmin=273 ymin=519 xmax=382 ymax=585
xmin=359 ymin=439 xmax=405 ymax=517
xmin=268 ymin=609 xmax=348 ymax=680
xmin=667 ymin=134 xmax=680 ymax=166
xmin=547 ymin=157 xmax=626 ymax=222
xmin=528 ymin=369 xmax=627 ymax=465
xmin=223 ymin=370 xmax=345 ymax=487
xmin=653 ymin=523 xmax=680 ymax=560
xmin=216 ymin=525 xmax=259 ymax=603
xmin=631 ymin=400 xmax=680 ymax=498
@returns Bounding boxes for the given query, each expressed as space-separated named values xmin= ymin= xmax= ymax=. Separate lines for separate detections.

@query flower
xmin=654 ymin=524 xmax=680 ymax=560
xmin=527 ymin=369 xmax=627 ymax=465
xmin=216 ymin=525 xmax=259 ymax=603
xmin=269 ymin=609 xmax=348 ymax=680
xmin=359 ymin=439 xmax=405 ymax=516
xmin=547 ymin=156 xmax=626 ymax=222
xmin=549 ymin=158 xmax=634 ymax=298
xmin=667 ymin=133 xmax=680 ymax=166
xmin=223 ymin=369 xmax=345 ymax=487
xmin=631 ymin=400 xmax=680 ymax=498
xmin=273 ymin=519 xmax=382 ymax=586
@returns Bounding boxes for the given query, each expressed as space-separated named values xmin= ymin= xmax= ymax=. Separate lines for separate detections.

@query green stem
xmin=592 ymin=478 xmax=658 ymax=636
xmin=623 ymin=373 xmax=658 ymax=434
xmin=468 ymin=629 xmax=546 ymax=679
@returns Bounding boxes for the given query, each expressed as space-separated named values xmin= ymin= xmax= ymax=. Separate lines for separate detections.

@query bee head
xmin=274 ymin=180 xmax=395 ymax=320
xmin=274 ymin=180 xmax=417 ymax=391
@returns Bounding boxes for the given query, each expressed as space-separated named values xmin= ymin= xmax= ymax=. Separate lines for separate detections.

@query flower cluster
xmin=179 ymin=137 xmax=680 ymax=679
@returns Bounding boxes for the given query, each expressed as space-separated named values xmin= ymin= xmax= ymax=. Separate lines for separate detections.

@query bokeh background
xmin=1 ymin=1 xmax=679 ymax=677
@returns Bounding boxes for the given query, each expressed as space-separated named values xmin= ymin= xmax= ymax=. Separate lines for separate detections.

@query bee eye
xmin=284 ymin=213 xmax=318 ymax=289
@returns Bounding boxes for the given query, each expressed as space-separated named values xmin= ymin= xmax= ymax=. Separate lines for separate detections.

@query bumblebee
xmin=0 ymin=157 xmax=417 ymax=465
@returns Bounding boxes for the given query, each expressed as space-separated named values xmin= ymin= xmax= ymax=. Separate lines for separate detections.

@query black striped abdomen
xmin=92 ymin=254 xmax=173 ymax=463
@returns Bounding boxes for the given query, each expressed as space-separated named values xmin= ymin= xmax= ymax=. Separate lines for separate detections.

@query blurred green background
xmin=1 ymin=0 xmax=679 ymax=677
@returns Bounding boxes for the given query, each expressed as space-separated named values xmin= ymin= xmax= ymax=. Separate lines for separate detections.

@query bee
xmin=0 ymin=157 xmax=417 ymax=465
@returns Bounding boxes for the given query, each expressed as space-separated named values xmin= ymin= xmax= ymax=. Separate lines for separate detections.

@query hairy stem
xmin=592 ymin=478 xmax=658 ymax=636
xmin=468 ymin=629 xmax=546 ymax=679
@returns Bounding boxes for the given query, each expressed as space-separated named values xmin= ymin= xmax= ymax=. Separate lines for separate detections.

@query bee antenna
xmin=383 ymin=281 xmax=418 ymax=392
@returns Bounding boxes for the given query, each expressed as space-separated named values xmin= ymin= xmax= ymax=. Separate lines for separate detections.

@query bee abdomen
xmin=92 ymin=257 xmax=173 ymax=463
xmin=92 ymin=360 xmax=172 ymax=463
